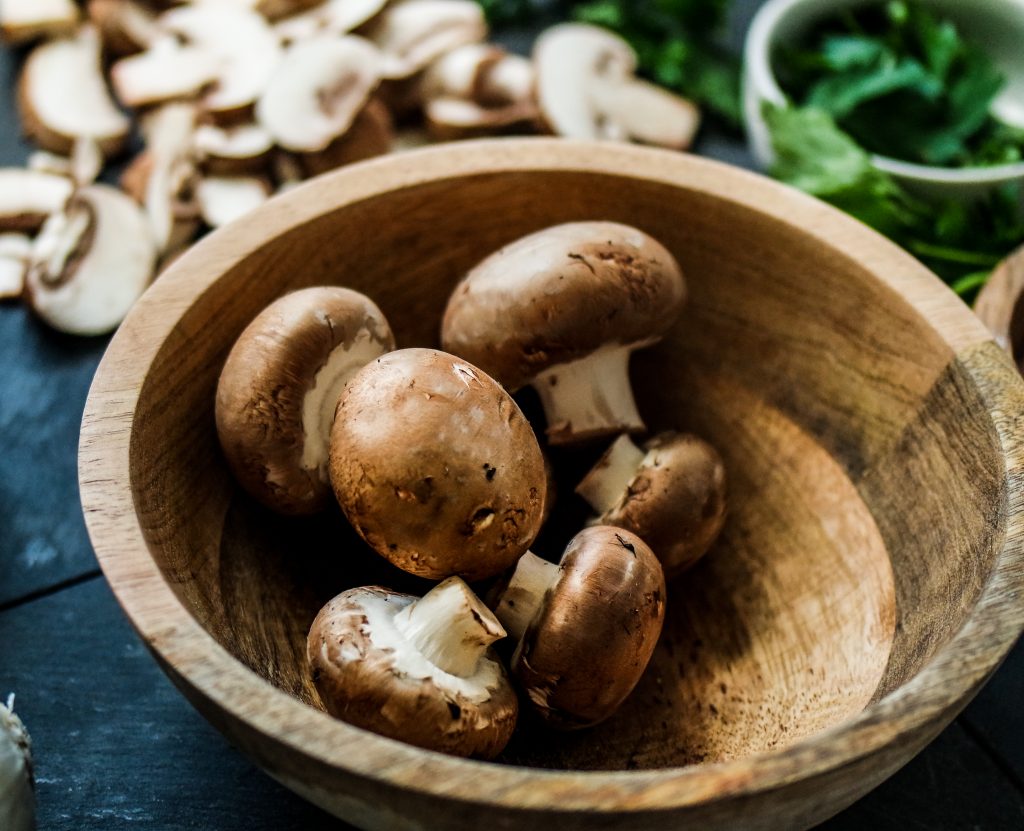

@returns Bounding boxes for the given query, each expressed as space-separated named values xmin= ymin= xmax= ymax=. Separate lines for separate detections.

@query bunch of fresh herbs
xmin=476 ymin=0 xmax=743 ymax=127
xmin=774 ymin=1 xmax=1024 ymax=168
xmin=766 ymin=104 xmax=1024 ymax=300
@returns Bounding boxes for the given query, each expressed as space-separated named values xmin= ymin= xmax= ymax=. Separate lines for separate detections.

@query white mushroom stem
xmin=492 ymin=552 xmax=560 ymax=642
xmin=0 ymin=695 xmax=35 ymax=831
xmin=575 ymin=434 xmax=646 ymax=515
xmin=531 ymin=343 xmax=645 ymax=441
xmin=392 ymin=577 xmax=506 ymax=678
xmin=300 ymin=327 xmax=390 ymax=479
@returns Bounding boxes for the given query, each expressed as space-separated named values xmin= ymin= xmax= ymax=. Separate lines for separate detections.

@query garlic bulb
xmin=0 ymin=696 xmax=35 ymax=831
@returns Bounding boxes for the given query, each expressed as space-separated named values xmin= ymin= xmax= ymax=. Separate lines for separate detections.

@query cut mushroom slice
xmin=275 ymin=0 xmax=388 ymax=44
xmin=110 ymin=36 xmax=221 ymax=109
xmin=299 ymin=98 xmax=393 ymax=176
xmin=576 ymin=432 xmax=728 ymax=578
xmin=477 ymin=52 xmax=534 ymax=107
xmin=216 ymin=287 xmax=396 ymax=515
xmin=256 ymin=36 xmax=382 ymax=153
xmin=24 ymin=184 xmax=157 ymax=336
xmin=365 ymin=0 xmax=487 ymax=80
xmin=193 ymin=122 xmax=275 ymax=175
xmin=534 ymin=22 xmax=700 ymax=149
xmin=329 ymin=348 xmax=547 ymax=581
xmin=0 ymin=0 xmax=79 ymax=45
xmin=159 ymin=5 xmax=284 ymax=120
xmin=18 ymin=25 xmax=131 ymax=158
xmin=490 ymin=526 xmax=666 ymax=729
xmin=0 ymin=169 xmax=73 ymax=233
xmin=0 ymin=234 xmax=32 ymax=300
xmin=87 ymin=0 xmax=161 ymax=56
xmin=441 ymin=222 xmax=686 ymax=445
xmin=425 ymin=97 xmax=538 ymax=140
xmin=308 ymin=579 xmax=518 ymax=759
xmin=419 ymin=43 xmax=504 ymax=102
xmin=196 ymin=176 xmax=270 ymax=228
xmin=0 ymin=696 xmax=35 ymax=831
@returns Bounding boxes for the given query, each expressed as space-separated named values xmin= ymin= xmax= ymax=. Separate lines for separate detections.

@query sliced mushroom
xmin=87 ymin=0 xmax=160 ymax=56
xmin=424 ymin=96 xmax=538 ymax=140
xmin=24 ymin=184 xmax=157 ymax=336
xmin=364 ymin=0 xmax=487 ymax=80
xmin=0 ymin=696 xmax=35 ymax=831
xmin=308 ymin=578 xmax=517 ymax=759
xmin=110 ymin=36 xmax=221 ymax=109
xmin=256 ymin=36 xmax=382 ymax=153
xmin=0 ymin=234 xmax=32 ymax=300
xmin=196 ymin=175 xmax=271 ymax=228
xmin=491 ymin=526 xmax=666 ymax=729
xmin=329 ymin=348 xmax=547 ymax=581
xmin=255 ymin=0 xmax=323 ymax=20
xmin=193 ymin=122 xmax=275 ymax=175
xmin=419 ymin=43 xmax=503 ymax=102
xmin=0 ymin=169 xmax=73 ymax=233
xmin=576 ymin=433 xmax=728 ymax=578
xmin=18 ymin=25 xmax=131 ymax=158
xmin=299 ymin=98 xmax=394 ymax=177
xmin=534 ymin=23 xmax=700 ymax=150
xmin=274 ymin=0 xmax=388 ymax=44
xmin=476 ymin=52 xmax=534 ymax=108
xmin=216 ymin=287 xmax=396 ymax=515
xmin=441 ymin=222 xmax=686 ymax=445
xmin=159 ymin=5 xmax=283 ymax=121
xmin=0 ymin=0 xmax=78 ymax=45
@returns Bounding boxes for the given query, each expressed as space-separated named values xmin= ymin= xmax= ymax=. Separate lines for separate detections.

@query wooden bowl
xmin=80 ymin=140 xmax=1024 ymax=830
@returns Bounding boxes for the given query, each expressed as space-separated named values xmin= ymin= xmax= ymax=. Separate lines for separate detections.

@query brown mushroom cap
xmin=586 ymin=433 xmax=728 ymax=578
xmin=513 ymin=526 xmax=666 ymax=729
xmin=215 ymin=287 xmax=395 ymax=516
xmin=329 ymin=348 xmax=546 ymax=581
xmin=307 ymin=583 xmax=517 ymax=759
xmin=440 ymin=221 xmax=686 ymax=392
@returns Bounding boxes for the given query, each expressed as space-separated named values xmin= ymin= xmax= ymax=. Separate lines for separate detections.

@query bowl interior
xmin=125 ymin=159 xmax=1004 ymax=771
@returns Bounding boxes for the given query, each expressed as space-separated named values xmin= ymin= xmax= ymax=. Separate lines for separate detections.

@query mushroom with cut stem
xmin=329 ymin=348 xmax=547 ymax=582
xmin=491 ymin=525 xmax=666 ymax=729
xmin=216 ymin=287 xmax=396 ymax=516
xmin=193 ymin=122 xmax=275 ymax=176
xmin=308 ymin=577 xmax=518 ymax=759
xmin=441 ymin=221 xmax=686 ymax=445
xmin=534 ymin=23 xmax=701 ymax=150
xmin=299 ymin=98 xmax=394 ymax=177
xmin=576 ymin=432 xmax=728 ymax=579
xmin=24 ymin=184 xmax=157 ymax=336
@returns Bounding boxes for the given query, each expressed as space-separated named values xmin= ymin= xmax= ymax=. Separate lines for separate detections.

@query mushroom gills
xmin=532 ymin=342 xmax=649 ymax=443
xmin=300 ymin=328 xmax=391 ymax=478
xmin=392 ymin=577 xmax=506 ymax=677
xmin=492 ymin=551 xmax=559 ymax=642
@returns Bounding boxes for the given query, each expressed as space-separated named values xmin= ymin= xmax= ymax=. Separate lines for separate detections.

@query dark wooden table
xmin=2 ymin=4 xmax=1023 ymax=828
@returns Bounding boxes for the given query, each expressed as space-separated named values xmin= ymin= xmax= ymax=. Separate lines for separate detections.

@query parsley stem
xmin=907 ymin=240 xmax=1003 ymax=267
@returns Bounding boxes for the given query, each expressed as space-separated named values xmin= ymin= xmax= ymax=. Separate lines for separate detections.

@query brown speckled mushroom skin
xmin=215 ymin=287 xmax=394 ymax=515
xmin=308 ymin=586 xmax=518 ymax=760
xmin=329 ymin=348 xmax=546 ymax=581
xmin=440 ymin=221 xmax=685 ymax=391
xmin=604 ymin=433 xmax=727 ymax=579
xmin=514 ymin=526 xmax=666 ymax=729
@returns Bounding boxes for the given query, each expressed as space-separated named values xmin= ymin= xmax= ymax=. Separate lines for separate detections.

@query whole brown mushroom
xmin=308 ymin=577 xmax=517 ymax=759
xmin=576 ymin=432 xmax=728 ymax=578
xmin=329 ymin=348 xmax=546 ymax=581
xmin=216 ymin=287 xmax=395 ymax=515
xmin=441 ymin=221 xmax=686 ymax=445
xmin=491 ymin=525 xmax=666 ymax=729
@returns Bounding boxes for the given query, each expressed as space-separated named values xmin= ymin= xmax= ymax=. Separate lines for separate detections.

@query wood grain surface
xmin=975 ymin=244 xmax=1024 ymax=369
xmin=78 ymin=140 xmax=1024 ymax=831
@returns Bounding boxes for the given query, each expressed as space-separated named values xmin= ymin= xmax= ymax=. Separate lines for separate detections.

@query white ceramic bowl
xmin=743 ymin=0 xmax=1024 ymax=200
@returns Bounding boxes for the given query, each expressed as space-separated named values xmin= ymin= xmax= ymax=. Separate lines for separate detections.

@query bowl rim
xmin=744 ymin=0 xmax=1024 ymax=184
xmin=80 ymin=138 xmax=1024 ymax=816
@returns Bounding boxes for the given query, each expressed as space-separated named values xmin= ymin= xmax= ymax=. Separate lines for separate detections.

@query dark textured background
xmin=1 ymin=1 xmax=1022 ymax=827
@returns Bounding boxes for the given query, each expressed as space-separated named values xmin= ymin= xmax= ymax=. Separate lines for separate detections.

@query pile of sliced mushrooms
xmin=0 ymin=0 xmax=701 ymax=336
xmin=216 ymin=220 xmax=728 ymax=757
